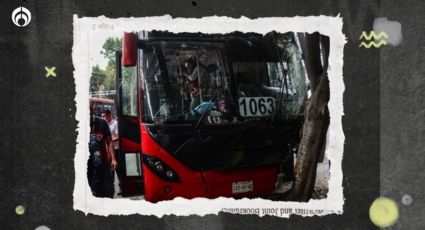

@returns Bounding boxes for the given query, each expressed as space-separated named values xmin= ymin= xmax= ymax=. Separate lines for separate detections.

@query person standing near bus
xmin=101 ymin=109 xmax=123 ymax=195
xmin=88 ymin=102 xmax=118 ymax=198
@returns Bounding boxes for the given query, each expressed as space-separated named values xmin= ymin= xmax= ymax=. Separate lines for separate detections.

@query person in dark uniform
xmin=88 ymin=101 xmax=118 ymax=198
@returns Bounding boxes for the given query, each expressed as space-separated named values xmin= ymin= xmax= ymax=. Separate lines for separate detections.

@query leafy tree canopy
xmin=90 ymin=37 xmax=121 ymax=95
xmin=100 ymin=37 xmax=122 ymax=60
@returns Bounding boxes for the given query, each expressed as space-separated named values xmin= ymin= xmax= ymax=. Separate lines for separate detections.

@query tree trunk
xmin=291 ymin=33 xmax=330 ymax=201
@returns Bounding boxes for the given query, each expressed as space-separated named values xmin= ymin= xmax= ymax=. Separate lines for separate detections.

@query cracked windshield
xmin=140 ymin=40 xmax=307 ymax=124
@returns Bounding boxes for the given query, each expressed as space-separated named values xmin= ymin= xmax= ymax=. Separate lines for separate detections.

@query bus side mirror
xmin=122 ymin=32 xmax=137 ymax=67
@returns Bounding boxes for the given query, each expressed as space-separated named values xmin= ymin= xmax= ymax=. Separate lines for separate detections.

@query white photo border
xmin=72 ymin=15 xmax=346 ymax=217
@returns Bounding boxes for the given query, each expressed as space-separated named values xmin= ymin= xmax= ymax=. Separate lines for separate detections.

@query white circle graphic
xmin=11 ymin=6 xmax=31 ymax=27
xmin=402 ymin=194 xmax=413 ymax=206
xmin=34 ymin=226 xmax=51 ymax=230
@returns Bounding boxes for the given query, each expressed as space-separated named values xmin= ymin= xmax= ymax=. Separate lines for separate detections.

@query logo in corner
xmin=359 ymin=31 xmax=388 ymax=48
xmin=11 ymin=6 xmax=31 ymax=27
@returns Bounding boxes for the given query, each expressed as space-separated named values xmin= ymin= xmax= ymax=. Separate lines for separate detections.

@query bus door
xmin=115 ymin=51 xmax=144 ymax=196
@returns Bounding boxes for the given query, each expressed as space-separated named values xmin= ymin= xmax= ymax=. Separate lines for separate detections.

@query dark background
xmin=0 ymin=0 xmax=421 ymax=229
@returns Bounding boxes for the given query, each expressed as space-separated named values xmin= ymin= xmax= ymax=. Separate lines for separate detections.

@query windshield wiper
xmin=270 ymin=68 xmax=289 ymax=125
xmin=193 ymin=86 xmax=222 ymax=130
xmin=173 ymin=95 xmax=218 ymax=156
xmin=193 ymin=102 xmax=214 ymax=129
xmin=194 ymin=56 xmax=225 ymax=129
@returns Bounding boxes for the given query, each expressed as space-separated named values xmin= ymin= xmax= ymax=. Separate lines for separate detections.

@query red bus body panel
xmin=141 ymin=126 xmax=203 ymax=184
xmin=140 ymin=125 xmax=278 ymax=203
xmin=120 ymin=138 xmax=144 ymax=196
xmin=202 ymin=167 xmax=278 ymax=199
xmin=122 ymin=32 xmax=138 ymax=67
xmin=120 ymin=138 xmax=140 ymax=152
xmin=119 ymin=116 xmax=144 ymax=196
xmin=143 ymin=165 xmax=207 ymax=202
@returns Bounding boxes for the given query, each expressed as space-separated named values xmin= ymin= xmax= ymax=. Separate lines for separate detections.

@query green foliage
xmin=90 ymin=65 xmax=107 ymax=92
xmin=90 ymin=37 xmax=121 ymax=96
xmin=104 ymin=59 xmax=116 ymax=91
xmin=100 ymin=37 xmax=122 ymax=59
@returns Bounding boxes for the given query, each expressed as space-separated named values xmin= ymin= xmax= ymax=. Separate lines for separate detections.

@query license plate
xmin=232 ymin=180 xmax=253 ymax=194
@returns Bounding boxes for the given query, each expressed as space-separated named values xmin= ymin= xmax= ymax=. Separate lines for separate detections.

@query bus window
xmin=141 ymin=42 xmax=236 ymax=124
xmin=140 ymin=45 xmax=165 ymax=122
xmin=121 ymin=64 xmax=138 ymax=117
xmin=230 ymin=39 xmax=307 ymax=120
xmin=279 ymin=39 xmax=308 ymax=118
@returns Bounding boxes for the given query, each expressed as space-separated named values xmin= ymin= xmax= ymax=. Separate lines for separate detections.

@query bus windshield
xmin=141 ymin=42 xmax=235 ymax=124
xmin=140 ymin=40 xmax=306 ymax=124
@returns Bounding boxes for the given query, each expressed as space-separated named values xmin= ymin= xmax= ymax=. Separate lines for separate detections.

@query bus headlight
xmin=155 ymin=162 xmax=164 ymax=172
xmin=166 ymin=170 xmax=174 ymax=178
xmin=143 ymin=155 xmax=180 ymax=183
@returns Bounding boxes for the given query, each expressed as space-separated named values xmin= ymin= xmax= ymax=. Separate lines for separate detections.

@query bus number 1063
xmin=238 ymin=97 xmax=276 ymax=117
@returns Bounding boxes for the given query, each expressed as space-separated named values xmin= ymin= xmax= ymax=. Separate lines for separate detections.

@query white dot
xmin=35 ymin=226 xmax=51 ymax=230
xmin=401 ymin=194 xmax=412 ymax=206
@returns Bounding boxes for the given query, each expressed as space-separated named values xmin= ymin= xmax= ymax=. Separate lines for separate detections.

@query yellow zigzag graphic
xmin=359 ymin=40 xmax=387 ymax=48
xmin=359 ymin=31 xmax=388 ymax=40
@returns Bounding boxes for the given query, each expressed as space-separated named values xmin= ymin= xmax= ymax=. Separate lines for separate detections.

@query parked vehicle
xmin=115 ymin=31 xmax=307 ymax=202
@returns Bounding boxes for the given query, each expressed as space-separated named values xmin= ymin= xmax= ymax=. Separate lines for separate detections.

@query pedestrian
xmin=87 ymin=101 xmax=118 ymax=198
xmin=101 ymin=109 xmax=123 ymax=195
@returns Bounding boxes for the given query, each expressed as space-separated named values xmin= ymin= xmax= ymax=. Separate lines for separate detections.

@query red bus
xmin=115 ymin=31 xmax=307 ymax=202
